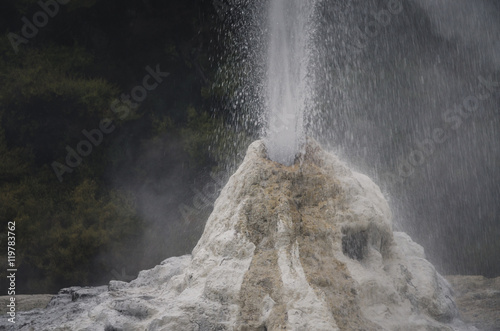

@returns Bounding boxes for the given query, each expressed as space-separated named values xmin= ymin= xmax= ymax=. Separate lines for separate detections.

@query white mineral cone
xmin=2 ymin=139 xmax=477 ymax=331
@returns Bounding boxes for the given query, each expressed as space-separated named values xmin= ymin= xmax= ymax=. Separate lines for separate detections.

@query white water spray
xmin=265 ymin=0 xmax=317 ymax=166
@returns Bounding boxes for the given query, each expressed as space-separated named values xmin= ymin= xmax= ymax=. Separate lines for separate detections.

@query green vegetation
xmin=0 ymin=0 xmax=251 ymax=293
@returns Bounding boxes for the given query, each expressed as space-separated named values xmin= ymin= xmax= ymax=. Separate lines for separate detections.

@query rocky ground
xmin=0 ymin=295 xmax=53 ymax=314
xmin=445 ymin=275 xmax=500 ymax=331
xmin=1 ymin=275 xmax=499 ymax=330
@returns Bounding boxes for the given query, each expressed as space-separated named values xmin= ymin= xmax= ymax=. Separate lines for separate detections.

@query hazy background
xmin=309 ymin=0 xmax=500 ymax=276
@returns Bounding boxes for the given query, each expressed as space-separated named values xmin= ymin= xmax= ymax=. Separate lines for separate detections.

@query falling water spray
xmin=264 ymin=0 xmax=317 ymax=166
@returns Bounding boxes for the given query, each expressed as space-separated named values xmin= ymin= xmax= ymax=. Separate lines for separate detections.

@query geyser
xmin=1 ymin=139 xmax=475 ymax=330
xmin=264 ymin=0 xmax=316 ymax=166
xmin=1 ymin=2 xmax=494 ymax=330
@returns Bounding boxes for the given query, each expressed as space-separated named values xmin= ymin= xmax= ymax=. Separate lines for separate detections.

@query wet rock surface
xmin=446 ymin=275 xmax=500 ymax=331
xmin=0 ymin=295 xmax=54 ymax=314
xmin=0 ymin=139 xmax=479 ymax=330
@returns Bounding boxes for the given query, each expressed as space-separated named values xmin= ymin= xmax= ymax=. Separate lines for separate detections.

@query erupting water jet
xmin=264 ymin=0 xmax=316 ymax=166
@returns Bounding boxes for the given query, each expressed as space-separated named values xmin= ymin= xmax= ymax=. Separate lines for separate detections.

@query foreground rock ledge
xmin=1 ymin=139 xmax=476 ymax=330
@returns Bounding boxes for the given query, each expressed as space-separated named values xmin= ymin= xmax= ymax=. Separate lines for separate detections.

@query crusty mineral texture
xmin=0 ymin=295 xmax=54 ymax=314
xmin=0 ymin=139 xmax=477 ymax=330
xmin=446 ymin=275 xmax=500 ymax=331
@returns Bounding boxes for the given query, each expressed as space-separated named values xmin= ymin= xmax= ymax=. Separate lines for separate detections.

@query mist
xmin=104 ymin=0 xmax=500 ymax=279
xmin=305 ymin=0 xmax=500 ymax=276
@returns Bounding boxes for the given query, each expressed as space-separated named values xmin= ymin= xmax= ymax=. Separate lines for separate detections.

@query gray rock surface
xmin=0 ymin=139 xmax=479 ymax=330
xmin=0 ymin=295 xmax=54 ymax=314
xmin=445 ymin=275 xmax=500 ymax=331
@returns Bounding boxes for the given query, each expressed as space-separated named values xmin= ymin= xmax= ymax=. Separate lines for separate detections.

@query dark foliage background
xmin=0 ymin=0 xmax=254 ymax=294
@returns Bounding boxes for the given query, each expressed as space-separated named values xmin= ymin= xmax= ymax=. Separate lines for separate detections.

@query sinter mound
xmin=1 ymin=139 xmax=477 ymax=330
